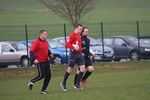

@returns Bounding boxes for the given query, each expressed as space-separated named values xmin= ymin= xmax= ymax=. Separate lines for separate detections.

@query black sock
xmin=82 ymin=71 xmax=92 ymax=80
xmin=74 ymin=73 xmax=78 ymax=85
xmin=76 ymin=72 xmax=84 ymax=88
xmin=62 ymin=71 xmax=70 ymax=86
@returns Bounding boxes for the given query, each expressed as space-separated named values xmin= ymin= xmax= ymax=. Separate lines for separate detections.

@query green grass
xmin=0 ymin=0 xmax=150 ymax=25
xmin=0 ymin=0 xmax=150 ymax=41
xmin=0 ymin=60 xmax=150 ymax=100
xmin=0 ymin=70 xmax=150 ymax=100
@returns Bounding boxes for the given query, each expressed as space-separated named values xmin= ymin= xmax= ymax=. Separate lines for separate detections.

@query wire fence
xmin=0 ymin=21 xmax=150 ymax=66
xmin=0 ymin=21 xmax=149 ymax=41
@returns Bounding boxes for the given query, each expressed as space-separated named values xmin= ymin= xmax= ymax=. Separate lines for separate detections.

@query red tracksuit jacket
xmin=30 ymin=38 xmax=50 ymax=62
xmin=66 ymin=32 xmax=82 ymax=53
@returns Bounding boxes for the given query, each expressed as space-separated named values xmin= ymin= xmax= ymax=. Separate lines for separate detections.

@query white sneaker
xmin=40 ymin=91 xmax=47 ymax=94
xmin=28 ymin=81 xmax=33 ymax=90
xmin=60 ymin=83 xmax=67 ymax=92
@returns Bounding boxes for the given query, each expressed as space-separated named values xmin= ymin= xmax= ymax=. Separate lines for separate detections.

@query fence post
xmin=100 ymin=22 xmax=105 ymax=61
xmin=25 ymin=24 xmax=29 ymax=67
xmin=136 ymin=21 xmax=140 ymax=60
xmin=64 ymin=24 xmax=68 ymax=62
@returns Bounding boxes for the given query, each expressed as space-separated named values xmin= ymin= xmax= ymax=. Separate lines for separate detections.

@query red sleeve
xmin=30 ymin=40 xmax=39 ymax=52
xmin=66 ymin=35 xmax=74 ymax=49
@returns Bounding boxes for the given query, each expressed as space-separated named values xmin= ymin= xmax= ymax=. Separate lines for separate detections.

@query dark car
xmin=139 ymin=36 xmax=150 ymax=47
xmin=97 ymin=36 xmax=150 ymax=61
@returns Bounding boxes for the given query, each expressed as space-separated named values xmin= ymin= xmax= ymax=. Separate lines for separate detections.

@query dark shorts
xmin=85 ymin=58 xmax=93 ymax=68
xmin=68 ymin=52 xmax=85 ymax=67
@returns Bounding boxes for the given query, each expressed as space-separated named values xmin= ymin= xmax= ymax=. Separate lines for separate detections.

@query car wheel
xmin=21 ymin=57 xmax=29 ymax=67
xmin=130 ymin=51 xmax=138 ymax=61
xmin=114 ymin=58 xmax=121 ymax=61
xmin=54 ymin=55 xmax=62 ymax=65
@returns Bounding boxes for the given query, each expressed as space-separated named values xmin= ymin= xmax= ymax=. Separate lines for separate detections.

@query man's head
xmin=81 ymin=27 xmax=88 ymax=36
xmin=74 ymin=24 xmax=83 ymax=34
xmin=39 ymin=30 xmax=48 ymax=40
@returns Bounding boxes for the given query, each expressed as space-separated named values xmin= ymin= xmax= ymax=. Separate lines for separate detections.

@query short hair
xmin=81 ymin=27 xmax=88 ymax=36
xmin=74 ymin=24 xmax=82 ymax=29
xmin=39 ymin=30 xmax=47 ymax=35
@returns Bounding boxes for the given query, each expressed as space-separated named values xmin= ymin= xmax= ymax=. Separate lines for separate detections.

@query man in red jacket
xmin=28 ymin=30 xmax=53 ymax=94
xmin=61 ymin=24 xmax=85 ymax=91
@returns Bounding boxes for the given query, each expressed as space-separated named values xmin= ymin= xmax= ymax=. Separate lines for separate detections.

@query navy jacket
xmin=81 ymin=36 xmax=92 ymax=59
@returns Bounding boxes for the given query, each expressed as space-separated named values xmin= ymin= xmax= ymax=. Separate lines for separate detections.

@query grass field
xmin=0 ymin=0 xmax=150 ymax=25
xmin=0 ymin=60 xmax=150 ymax=100
xmin=0 ymin=0 xmax=150 ymax=41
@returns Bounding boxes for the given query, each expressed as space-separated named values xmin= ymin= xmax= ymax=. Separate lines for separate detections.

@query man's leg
xmin=82 ymin=66 xmax=94 ymax=87
xmin=28 ymin=63 xmax=45 ymax=90
xmin=61 ymin=53 xmax=75 ymax=92
xmin=41 ymin=62 xmax=51 ymax=92
xmin=61 ymin=67 xmax=73 ymax=91
xmin=82 ymin=66 xmax=94 ymax=80
xmin=75 ymin=65 xmax=85 ymax=89
xmin=74 ymin=69 xmax=80 ymax=86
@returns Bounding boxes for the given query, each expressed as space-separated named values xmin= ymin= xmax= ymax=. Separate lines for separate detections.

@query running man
xmin=74 ymin=27 xmax=94 ymax=88
xmin=61 ymin=24 xmax=85 ymax=91
xmin=28 ymin=30 xmax=53 ymax=94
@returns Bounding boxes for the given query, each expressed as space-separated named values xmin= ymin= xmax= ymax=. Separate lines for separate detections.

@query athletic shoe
xmin=28 ymin=81 xmax=33 ymax=90
xmin=82 ymin=80 xmax=87 ymax=88
xmin=73 ymin=85 xmax=81 ymax=91
xmin=60 ymin=83 xmax=67 ymax=92
xmin=40 ymin=90 xmax=47 ymax=94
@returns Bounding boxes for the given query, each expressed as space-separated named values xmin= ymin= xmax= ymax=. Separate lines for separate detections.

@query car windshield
xmin=89 ymin=37 xmax=99 ymax=46
xmin=124 ymin=37 xmax=149 ymax=46
xmin=58 ymin=37 xmax=99 ymax=46
xmin=59 ymin=39 xmax=66 ymax=44
xmin=27 ymin=42 xmax=32 ymax=47
xmin=11 ymin=43 xmax=27 ymax=51
xmin=140 ymin=38 xmax=150 ymax=45
xmin=96 ymin=39 xmax=106 ymax=45
xmin=48 ymin=41 xmax=64 ymax=48
xmin=124 ymin=37 xmax=138 ymax=45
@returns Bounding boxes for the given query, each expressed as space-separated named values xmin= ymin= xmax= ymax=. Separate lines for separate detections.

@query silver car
xmin=0 ymin=42 xmax=28 ymax=68
xmin=53 ymin=37 xmax=114 ymax=61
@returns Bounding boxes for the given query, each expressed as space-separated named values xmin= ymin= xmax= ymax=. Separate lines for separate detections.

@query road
xmin=6 ymin=59 xmax=130 ymax=68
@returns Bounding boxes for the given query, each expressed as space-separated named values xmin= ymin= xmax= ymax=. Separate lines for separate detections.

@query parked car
xmin=22 ymin=39 xmax=69 ymax=65
xmin=47 ymin=39 xmax=69 ymax=64
xmin=53 ymin=37 xmax=114 ymax=61
xmin=97 ymin=36 xmax=150 ymax=61
xmin=139 ymin=36 xmax=150 ymax=47
xmin=20 ymin=40 xmax=34 ymax=48
xmin=0 ymin=42 xmax=28 ymax=68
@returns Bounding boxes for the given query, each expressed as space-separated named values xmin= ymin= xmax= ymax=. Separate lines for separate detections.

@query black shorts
xmin=68 ymin=52 xmax=85 ymax=67
xmin=85 ymin=58 xmax=93 ymax=68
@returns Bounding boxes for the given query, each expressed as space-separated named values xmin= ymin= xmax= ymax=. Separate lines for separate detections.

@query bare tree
xmin=38 ymin=0 xmax=99 ymax=25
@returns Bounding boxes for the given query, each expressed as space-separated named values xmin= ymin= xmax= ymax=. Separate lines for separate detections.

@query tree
xmin=38 ymin=0 xmax=99 ymax=25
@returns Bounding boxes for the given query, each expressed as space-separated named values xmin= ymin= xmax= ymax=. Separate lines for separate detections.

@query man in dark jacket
xmin=74 ymin=27 xmax=94 ymax=88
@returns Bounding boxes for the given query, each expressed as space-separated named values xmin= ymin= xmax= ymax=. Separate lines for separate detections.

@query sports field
xmin=0 ymin=0 xmax=150 ymax=41
xmin=0 ymin=0 xmax=150 ymax=25
xmin=0 ymin=60 xmax=150 ymax=100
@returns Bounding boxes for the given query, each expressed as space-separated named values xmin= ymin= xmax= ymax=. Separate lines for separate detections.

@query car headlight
xmin=144 ymin=48 xmax=150 ymax=52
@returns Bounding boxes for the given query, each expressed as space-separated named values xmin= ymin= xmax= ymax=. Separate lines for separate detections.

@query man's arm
xmin=48 ymin=49 xmax=54 ymax=57
xmin=65 ymin=36 xmax=74 ymax=49
xmin=30 ymin=40 xmax=39 ymax=52
xmin=30 ymin=40 xmax=39 ymax=63
xmin=30 ymin=51 xmax=36 ymax=61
